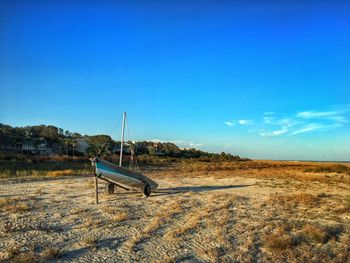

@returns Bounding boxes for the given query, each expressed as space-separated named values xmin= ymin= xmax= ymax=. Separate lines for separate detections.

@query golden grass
xmin=6 ymin=243 xmax=21 ymax=259
xmin=197 ymin=246 xmax=221 ymax=261
xmin=47 ymin=169 xmax=75 ymax=177
xmin=101 ymin=206 xmax=128 ymax=222
xmin=150 ymin=160 xmax=350 ymax=186
xmin=165 ymin=209 xmax=205 ymax=240
xmin=269 ymin=193 xmax=319 ymax=206
xmin=0 ymin=197 xmax=33 ymax=213
xmin=3 ymin=202 xmax=31 ymax=213
xmin=302 ymin=225 xmax=328 ymax=243
xmin=264 ymin=230 xmax=295 ymax=250
xmin=125 ymin=232 xmax=143 ymax=252
xmin=302 ymin=224 xmax=343 ymax=244
xmin=304 ymin=164 xmax=350 ymax=174
xmin=113 ymin=212 xmax=128 ymax=222
xmin=82 ymin=218 xmax=102 ymax=228
xmin=142 ymin=217 xmax=164 ymax=236
xmin=70 ymin=207 xmax=89 ymax=215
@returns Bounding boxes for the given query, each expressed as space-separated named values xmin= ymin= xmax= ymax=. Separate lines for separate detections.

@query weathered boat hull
xmin=92 ymin=158 xmax=158 ymax=190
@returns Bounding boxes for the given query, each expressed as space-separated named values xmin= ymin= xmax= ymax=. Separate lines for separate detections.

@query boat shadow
xmin=102 ymin=184 xmax=253 ymax=199
xmin=152 ymin=184 xmax=253 ymax=197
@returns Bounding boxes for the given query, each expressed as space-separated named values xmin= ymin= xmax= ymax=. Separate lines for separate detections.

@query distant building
xmin=74 ymin=137 xmax=89 ymax=154
xmin=21 ymin=139 xmax=35 ymax=152
xmin=18 ymin=138 xmax=50 ymax=155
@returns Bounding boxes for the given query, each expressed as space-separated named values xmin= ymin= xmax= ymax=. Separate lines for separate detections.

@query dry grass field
xmin=0 ymin=160 xmax=349 ymax=262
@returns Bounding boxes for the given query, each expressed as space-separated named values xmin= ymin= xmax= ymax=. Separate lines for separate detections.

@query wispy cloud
xmin=238 ymin=119 xmax=253 ymax=125
xmin=289 ymin=123 xmax=343 ymax=135
xmin=225 ymin=119 xmax=253 ymax=127
xmin=260 ymin=128 xmax=288 ymax=137
xmin=224 ymin=106 xmax=348 ymax=137
xmin=297 ymin=111 xmax=339 ymax=119
xmin=260 ymin=107 xmax=348 ymax=137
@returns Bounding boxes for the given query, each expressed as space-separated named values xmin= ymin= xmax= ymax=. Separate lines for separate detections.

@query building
xmin=19 ymin=138 xmax=50 ymax=155
xmin=74 ymin=137 xmax=89 ymax=154
xmin=21 ymin=139 xmax=35 ymax=152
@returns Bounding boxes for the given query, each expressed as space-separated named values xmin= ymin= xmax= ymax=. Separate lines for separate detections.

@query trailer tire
xmin=143 ymin=183 xmax=151 ymax=197
xmin=106 ymin=183 xmax=115 ymax=194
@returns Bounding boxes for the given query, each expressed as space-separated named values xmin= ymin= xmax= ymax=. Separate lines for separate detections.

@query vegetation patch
xmin=304 ymin=164 xmax=350 ymax=175
xmin=0 ymin=197 xmax=33 ymax=213
xmin=264 ymin=230 xmax=297 ymax=250
xmin=302 ymin=224 xmax=343 ymax=244
xmin=269 ymin=193 xmax=319 ymax=206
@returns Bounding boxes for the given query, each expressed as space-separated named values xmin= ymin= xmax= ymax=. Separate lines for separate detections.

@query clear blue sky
xmin=1 ymin=1 xmax=349 ymax=161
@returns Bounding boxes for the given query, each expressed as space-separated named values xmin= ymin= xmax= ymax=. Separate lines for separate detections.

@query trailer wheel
xmin=143 ymin=183 xmax=151 ymax=197
xmin=106 ymin=183 xmax=115 ymax=194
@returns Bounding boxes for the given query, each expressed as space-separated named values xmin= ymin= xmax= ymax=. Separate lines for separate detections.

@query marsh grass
xmin=304 ymin=164 xmax=350 ymax=175
xmin=0 ymin=155 xmax=90 ymax=178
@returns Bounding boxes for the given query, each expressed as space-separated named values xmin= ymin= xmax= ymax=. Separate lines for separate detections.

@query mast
xmin=119 ymin=112 xmax=126 ymax=167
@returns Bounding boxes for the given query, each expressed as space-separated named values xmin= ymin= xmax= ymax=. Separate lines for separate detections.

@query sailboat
xmin=91 ymin=112 xmax=158 ymax=203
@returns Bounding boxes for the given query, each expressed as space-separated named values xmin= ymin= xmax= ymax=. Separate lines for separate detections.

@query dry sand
xmin=0 ymin=167 xmax=349 ymax=262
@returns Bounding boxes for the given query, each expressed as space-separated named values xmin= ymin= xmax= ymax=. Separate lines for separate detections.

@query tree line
xmin=0 ymin=123 xmax=250 ymax=162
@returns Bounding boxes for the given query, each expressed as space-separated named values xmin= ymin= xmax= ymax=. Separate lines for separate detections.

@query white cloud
xmin=263 ymin=116 xmax=275 ymax=124
xmin=224 ymin=119 xmax=254 ymax=127
xmin=238 ymin=119 xmax=253 ymax=125
xmin=289 ymin=123 xmax=343 ymax=135
xmin=296 ymin=111 xmax=339 ymax=119
xmin=273 ymin=128 xmax=289 ymax=136
xmin=226 ymin=106 xmax=348 ymax=137
xmin=259 ymin=106 xmax=348 ymax=137
xmin=289 ymin=126 xmax=317 ymax=135
xmin=260 ymin=128 xmax=288 ymax=137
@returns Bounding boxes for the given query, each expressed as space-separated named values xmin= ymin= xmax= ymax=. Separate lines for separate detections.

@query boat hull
xmin=92 ymin=158 xmax=158 ymax=190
